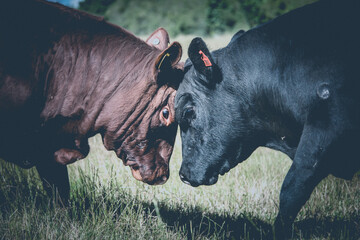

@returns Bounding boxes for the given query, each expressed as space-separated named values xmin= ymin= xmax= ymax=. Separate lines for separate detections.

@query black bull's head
xmin=175 ymin=37 xmax=256 ymax=187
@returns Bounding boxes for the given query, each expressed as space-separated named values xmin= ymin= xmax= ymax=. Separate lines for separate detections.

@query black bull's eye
xmin=184 ymin=107 xmax=194 ymax=119
xmin=162 ymin=108 xmax=169 ymax=119
xmin=180 ymin=107 xmax=195 ymax=128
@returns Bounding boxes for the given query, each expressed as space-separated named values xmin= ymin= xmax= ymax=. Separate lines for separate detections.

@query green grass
xmin=1 ymin=133 xmax=359 ymax=239
xmin=1 ymin=35 xmax=360 ymax=239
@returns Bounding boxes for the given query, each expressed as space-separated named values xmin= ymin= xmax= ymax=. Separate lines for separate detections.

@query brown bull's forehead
xmin=153 ymin=84 xmax=177 ymax=105
xmin=100 ymin=82 xmax=177 ymax=149
xmin=148 ymin=86 xmax=176 ymax=126
xmin=115 ymin=111 xmax=177 ymax=184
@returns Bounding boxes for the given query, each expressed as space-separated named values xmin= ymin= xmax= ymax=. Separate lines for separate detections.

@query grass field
xmin=1 ymin=35 xmax=360 ymax=239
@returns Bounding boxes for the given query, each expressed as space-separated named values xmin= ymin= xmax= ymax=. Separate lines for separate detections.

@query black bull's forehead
xmin=176 ymin=66 xmax=238 ymax=186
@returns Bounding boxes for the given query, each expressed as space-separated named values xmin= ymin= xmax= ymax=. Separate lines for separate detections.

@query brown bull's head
xmin=96 ymin=28 xmax=183 ymax=185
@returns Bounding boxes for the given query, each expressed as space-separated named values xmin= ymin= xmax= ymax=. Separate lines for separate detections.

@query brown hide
xmin=0 ymin=0 xmax=183 ymax=195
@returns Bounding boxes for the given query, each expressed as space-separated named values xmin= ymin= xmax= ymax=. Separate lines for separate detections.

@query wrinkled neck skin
xmin=40 ymin=29 xmax=163 ymax=160
xmin=215 ymin=31 xmax=307 ymax=161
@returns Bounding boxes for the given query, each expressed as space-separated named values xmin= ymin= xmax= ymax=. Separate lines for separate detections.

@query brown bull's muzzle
xmin=119 ymin=147 xmax=171 ymax=185
xmin=131 ymin=162 xmax=169 ymax=185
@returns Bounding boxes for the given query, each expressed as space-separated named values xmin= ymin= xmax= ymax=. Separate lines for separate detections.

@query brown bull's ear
xmin=155 ymin=41 xmax=182 ymax=71
xmin=154 ymin=42 xmax=183 ymax=86
xmin=188 ymin=37 xmax=221 ymax=86
xmin=146 ymin=28 xmax=170 ymax=51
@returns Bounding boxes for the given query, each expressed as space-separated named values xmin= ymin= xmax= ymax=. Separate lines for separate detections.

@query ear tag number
xmin=199 ymin=50 xmax=212 ymax=67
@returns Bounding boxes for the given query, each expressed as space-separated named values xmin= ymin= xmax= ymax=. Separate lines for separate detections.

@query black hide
xmin=175 ymin=0 xmax=360 ymax=237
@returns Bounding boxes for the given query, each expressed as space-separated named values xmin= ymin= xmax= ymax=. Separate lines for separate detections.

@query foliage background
xmin=79 ymin=0 xmax=317 ymax=36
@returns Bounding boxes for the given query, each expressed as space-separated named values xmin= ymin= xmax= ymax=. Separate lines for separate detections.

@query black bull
xmin=175 ymin=0 xmax=360 ymax=237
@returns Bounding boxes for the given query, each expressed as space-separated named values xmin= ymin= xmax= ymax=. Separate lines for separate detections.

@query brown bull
xmin=0 ymin=0 xmax=183 ymax=201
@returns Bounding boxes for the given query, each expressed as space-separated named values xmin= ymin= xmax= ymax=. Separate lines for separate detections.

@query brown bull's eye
xmin=162 ymin=108 xmax=169 ymax=119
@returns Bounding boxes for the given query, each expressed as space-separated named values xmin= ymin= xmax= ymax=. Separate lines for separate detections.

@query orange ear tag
xmin=199 ymin=50 xmax=212 ymax=67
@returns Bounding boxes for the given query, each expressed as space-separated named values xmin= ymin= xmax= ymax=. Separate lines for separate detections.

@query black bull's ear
xmin=188 ymin=37 xmax=221 ymax=86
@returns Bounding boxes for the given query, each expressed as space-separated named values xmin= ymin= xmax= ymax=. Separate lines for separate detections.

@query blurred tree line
xmin=79 ymin=0 xmax=317 ymax=36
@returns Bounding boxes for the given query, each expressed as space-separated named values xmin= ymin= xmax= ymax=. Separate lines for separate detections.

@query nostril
xmin=179 ymin=173 xmax=191 ymax=185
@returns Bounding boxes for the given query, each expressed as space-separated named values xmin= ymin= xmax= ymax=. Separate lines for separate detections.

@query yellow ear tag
xmin=157 ymin=53 xmax=170 ymax=70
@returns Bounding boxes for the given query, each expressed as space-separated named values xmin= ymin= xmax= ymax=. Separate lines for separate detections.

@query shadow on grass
xmin=131 ymin=196 xmax=360 ymax=240
xmin=68 ymin=193 xmax=272 ymax=239
xmin=293 ymin=217 xmax=360 ymax=239
xmin=159 ymin=206 xmax=272 ymax=239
